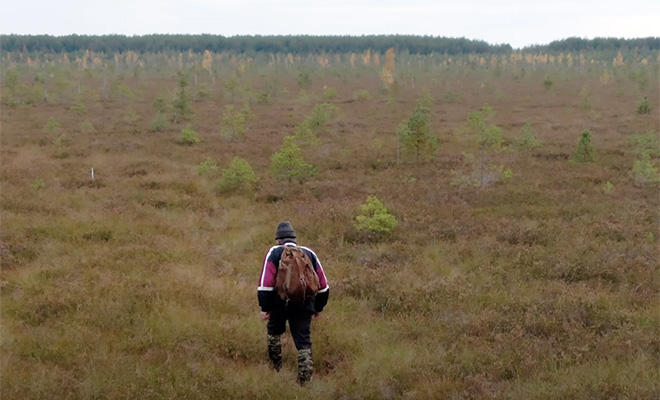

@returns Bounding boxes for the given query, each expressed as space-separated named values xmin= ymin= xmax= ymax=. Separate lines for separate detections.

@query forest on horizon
xmin=1 ymin=34 xmax=658 ymax=55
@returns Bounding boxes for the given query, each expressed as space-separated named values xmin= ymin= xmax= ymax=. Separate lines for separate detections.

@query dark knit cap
xmin=275 ymin=221 xmax=296 ymax=240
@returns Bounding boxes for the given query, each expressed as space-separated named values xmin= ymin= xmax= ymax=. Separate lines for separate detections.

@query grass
xmin=1 ymin=55 xmax=659 ymax=399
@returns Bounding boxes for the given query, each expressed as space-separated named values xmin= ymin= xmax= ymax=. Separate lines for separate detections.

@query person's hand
xmin=260 ymin=311 xmax=270 ymax=321
xmin=312 ymin=312 xmax=322 ymax=320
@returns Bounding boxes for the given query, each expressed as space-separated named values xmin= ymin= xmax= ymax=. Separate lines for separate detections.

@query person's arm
xmin=306 ymin=248 xmax=329 ymax=313
xmin=258 ymin=246 xmax=279 ymax=312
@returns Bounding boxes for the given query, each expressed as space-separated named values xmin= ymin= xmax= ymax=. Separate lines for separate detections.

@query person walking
xmin=257 ymin=221 xmax=329 ymax=385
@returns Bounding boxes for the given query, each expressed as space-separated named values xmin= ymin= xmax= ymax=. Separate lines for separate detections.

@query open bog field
xmin=1 ymin=50 xmax=659 ymax=399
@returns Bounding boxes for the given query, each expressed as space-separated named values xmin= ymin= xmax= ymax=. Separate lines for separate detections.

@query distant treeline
xmin=0 ymin=34 xmax=658 ymax=55
xmin=527 ymin=37 xmax=659 ymax=52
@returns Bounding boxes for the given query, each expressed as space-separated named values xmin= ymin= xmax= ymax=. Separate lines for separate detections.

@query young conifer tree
xmin=572 ymin=130 xmax=597 ymax=163
xmin=270 ymin=137 xmax=317 ymax=183
xmin=398 ymin=90 xmax=437 ymax=162
xmin=461 ymin=104 xmax=504 ymax=186
xmin=173 ymin=72 xmax=193 ymax=123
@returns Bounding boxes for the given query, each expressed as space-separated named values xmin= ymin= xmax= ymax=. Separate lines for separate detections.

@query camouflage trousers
xmin=267 ymin=334 xmax=282 ymax=371
xmin=297 ymin=348 xmax=313 ymax=385
xmin=267 ymin=334 xmax=313 ymax=385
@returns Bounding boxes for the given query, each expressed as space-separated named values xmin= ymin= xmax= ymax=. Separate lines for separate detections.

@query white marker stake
xmin=91 ymin=168 xmax=95 ymax=180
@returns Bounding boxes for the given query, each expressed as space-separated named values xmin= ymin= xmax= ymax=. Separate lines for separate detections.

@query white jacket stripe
xmin=259 ymin=246 xmax=278 ymax=288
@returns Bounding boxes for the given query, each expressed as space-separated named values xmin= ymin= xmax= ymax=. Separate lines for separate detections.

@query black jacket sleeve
xmin=314 ymin=289 xmax=329 ymax=312
xmin=258 ymin=291 xmax=277 ymax=312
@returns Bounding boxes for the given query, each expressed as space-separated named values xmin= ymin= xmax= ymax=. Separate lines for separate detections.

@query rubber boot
xmin=267 ymin=334 xmax=282 ymax=371
xmin=297 ymin=348 xmax=313 ymax=385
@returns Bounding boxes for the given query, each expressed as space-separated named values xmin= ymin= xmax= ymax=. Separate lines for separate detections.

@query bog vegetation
xmin=1 ymin=37 xmax=659 ymax=399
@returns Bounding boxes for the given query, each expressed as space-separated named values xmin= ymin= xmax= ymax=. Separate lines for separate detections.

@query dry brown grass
xmin=1 ymin=56 xmax=659 ymax=399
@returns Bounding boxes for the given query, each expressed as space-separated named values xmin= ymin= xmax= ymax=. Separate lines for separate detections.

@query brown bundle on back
xmin=276 ymin=246 xmax=320 ymax=302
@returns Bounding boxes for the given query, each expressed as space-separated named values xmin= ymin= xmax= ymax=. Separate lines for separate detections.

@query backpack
xmin=275 ymin=246 xmax=320 ymax=303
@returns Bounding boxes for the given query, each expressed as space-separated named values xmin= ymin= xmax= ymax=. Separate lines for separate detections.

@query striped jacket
xmin=258 ymin=241 xmax=329 ymax=313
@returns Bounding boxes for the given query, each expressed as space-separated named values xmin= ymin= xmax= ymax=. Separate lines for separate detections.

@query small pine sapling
xmin=517 ymin=122 xmax=542 ymax=151
xmin=270 ymin=137 xmax=317 ymax=183
xmin=637 ymin=96 xmax=651 ymax=115
xmin=542 ymin=77 xmax=553 ymax=92
xmin=571 ymin=130 xmax=597 ymax=163
xmin=354 ymin=196 xmax=397 ymax=236
xmin=180 ymin=125 xmax=201 ymax=145
xmin=219 ymin=156 xmax=259 ymax=193
xmin=150 ymin=112 xmax=171 ymax=132
xmin=630 ymin=152 xmax=659 ymax=186
xmin=197 ymin=157 xmax=219 ymax=175
xmin=44 ymin=117 xmax=61 ymax=133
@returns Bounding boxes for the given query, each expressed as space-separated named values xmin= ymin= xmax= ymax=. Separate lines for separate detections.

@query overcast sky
xmin=0 ymin=0 xmax=658 ymax=49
